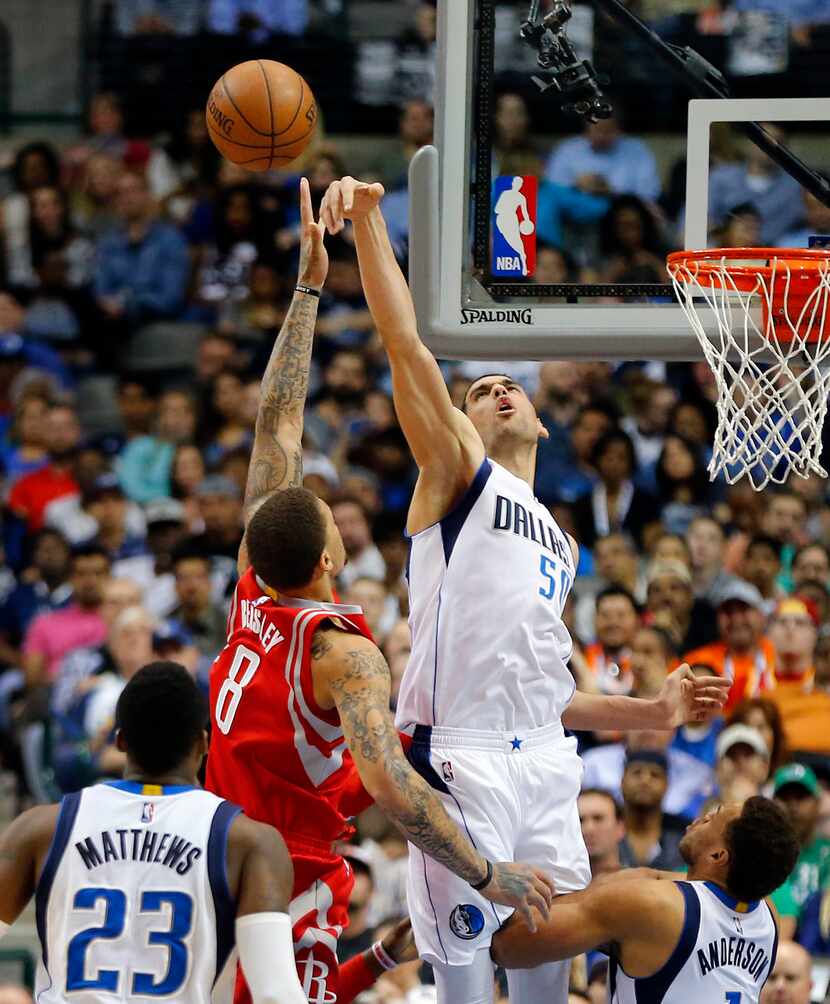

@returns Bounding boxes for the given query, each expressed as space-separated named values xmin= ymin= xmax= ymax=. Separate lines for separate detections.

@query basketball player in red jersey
xmin=205 ymin=180 xmax=554 ymax=1004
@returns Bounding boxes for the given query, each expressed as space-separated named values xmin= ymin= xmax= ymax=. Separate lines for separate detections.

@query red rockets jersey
xmin=205 ymin=567 xmax=374 ymax=847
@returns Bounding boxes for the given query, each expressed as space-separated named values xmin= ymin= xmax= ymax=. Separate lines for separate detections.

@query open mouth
xmin=497 ymin=401 xmax=515 ymax=415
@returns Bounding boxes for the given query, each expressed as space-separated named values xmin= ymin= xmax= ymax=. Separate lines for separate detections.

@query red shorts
xmin=234 ymin=846 xmax=353 ymax=1004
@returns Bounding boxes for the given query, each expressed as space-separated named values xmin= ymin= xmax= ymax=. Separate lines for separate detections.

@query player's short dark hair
xmin=460 ymin=373 xmax=518 ymax=414
xmin=579 ymin=787 xmax=623 ymax=821
xmin=724 ymin=796 xmax=799 ymax=902
xmin=116 ymin=661 xmax=207 ymax=775
xmin=595 ymin=585 xmax=639 ymax=615
xmin=247 ymin=488 xmax=327 ymax=591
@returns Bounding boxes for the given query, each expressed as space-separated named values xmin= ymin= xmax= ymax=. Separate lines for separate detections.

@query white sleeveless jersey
xmin=34 ymin=781 xmax=240 ymax=1004
xmin=396 ymin=459 xmax=576 ymax=732
xmin=610 ymin=881 xmax=779 ymax=1004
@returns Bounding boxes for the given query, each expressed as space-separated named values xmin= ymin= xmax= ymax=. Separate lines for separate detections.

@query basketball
xmin=205 ymin=60 xmax=317 ymax=172
xmin=519 ymin=219 xmax=535 ymax=236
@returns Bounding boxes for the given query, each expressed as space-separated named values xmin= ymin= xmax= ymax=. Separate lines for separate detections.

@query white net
xmin=668 ymin=253 xmax=830 ymax=491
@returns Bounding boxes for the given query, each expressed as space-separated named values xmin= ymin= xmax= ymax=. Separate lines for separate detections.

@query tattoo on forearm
xmin=244 ymin=294 xmax=318 ymax=513
xmin=329 ymin=645 xmax=482 ymax=884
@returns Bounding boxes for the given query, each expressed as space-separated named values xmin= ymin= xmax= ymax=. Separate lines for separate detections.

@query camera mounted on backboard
xmin=520 ymin=1 xmax=613 ymax=122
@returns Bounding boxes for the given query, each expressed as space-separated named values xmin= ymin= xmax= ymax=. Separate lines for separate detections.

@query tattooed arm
xmin=239 ymin=178 xmax=327 ymax=574
xmin=312 ymin=628 xmax=556 ymax=930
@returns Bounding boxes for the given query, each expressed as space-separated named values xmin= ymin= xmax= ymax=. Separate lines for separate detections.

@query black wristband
xmin=471 ymin=859 xmax=493 ymax=891
xmin=295 ymin=283 xmax=321 ymax=298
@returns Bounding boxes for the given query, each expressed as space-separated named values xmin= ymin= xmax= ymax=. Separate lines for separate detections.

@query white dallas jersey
xmin=34 ymin=781 xmax=240 ymax=1004
xmin=396 ymin=459 xmax=575 ymax=732
xmin=611 ymin=881 xmax=778 ymax=1004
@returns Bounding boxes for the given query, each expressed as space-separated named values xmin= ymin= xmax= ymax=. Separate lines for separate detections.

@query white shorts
xmin=405 ymin=720 xmax=590 ymax=966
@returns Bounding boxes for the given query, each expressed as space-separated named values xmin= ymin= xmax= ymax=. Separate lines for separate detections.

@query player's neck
xmin=284 ymin=578 xmax=335 ymax=604
xmin=122 ymin=768 xmax=197 ymax=788
xmin=489 ymin=441 xmax=537 ymax=489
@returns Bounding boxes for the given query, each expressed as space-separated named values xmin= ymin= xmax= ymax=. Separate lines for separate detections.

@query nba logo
xmin=141 ymin=803 xmax=155 ymax=824
xmin=492 ymin=176 xmax=537 ymax=278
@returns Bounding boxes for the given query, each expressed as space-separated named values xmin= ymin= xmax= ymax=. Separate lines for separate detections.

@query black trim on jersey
xmin=759 ymin=900 xmax=779 ymax=995
xmin=35 ymin=791 xmax=82 ymax=970
xmin=407 ymin=726 xmax=451 ymax=794
xmin=633 ymin=882 xmax=701 ymax=1003
xmin=439 ymin=459 xmax=493 ymax=563
xmin=207 ymin=800 xmax=241 ymax=983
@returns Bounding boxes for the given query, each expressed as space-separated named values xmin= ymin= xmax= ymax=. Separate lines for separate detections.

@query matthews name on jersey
xmin=397 ymin=458 xmax=576 ymax=734
xmin=610 ymin=881 xmax=778 ymax=1004
xmin=34 ymin=781 xmax=239 ymax=1004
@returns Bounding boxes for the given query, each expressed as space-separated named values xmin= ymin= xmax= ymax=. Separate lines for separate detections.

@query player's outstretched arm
xmin=229 ymin=814 xmax=308 ymax=1004
xmin=0 ymin=804 xmax=58 ymax=930
xmin=312 ymin=628 xmax=555 ymax=930
xmin=492 ymin=877 xmax=680 ymax=971
xmin=562 ymin=664 xmax=730 ymax=732
xmin=319 ymin=177 xmax=484 ymax=487
xmin=238 ymin=178 xmax=326 ymax=572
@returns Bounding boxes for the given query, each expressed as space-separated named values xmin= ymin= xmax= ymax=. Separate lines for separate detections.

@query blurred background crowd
xmin=0 ymin=0 xmax=829 ymax=1001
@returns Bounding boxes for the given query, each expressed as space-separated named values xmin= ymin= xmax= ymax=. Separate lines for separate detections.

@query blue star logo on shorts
xmin=449 ymin=904 xmax=485 ymax=940
xmin=511 ymin=736 xmax=523 ymax=750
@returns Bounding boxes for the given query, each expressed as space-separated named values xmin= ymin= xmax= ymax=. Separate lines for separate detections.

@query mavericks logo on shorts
xmin=492 ymin=176 xmax=537 ymax=278
xmin=449 ymin=904 xmax=485 ymax=940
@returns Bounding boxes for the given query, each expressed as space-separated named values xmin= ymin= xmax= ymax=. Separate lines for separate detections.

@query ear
xmin=115 ymin=729 xmax=127 ymax=753
xmin=319 ymin=549 xmax=335 ymax=576
xmin=537 ymin=417 xmax=550 ymax=441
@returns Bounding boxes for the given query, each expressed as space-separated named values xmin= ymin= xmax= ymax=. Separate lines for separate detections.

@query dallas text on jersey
xmin=74 ymin=828 xmax=203 ymax=875
xmin=493 ymin=495 xmax=572 ymax=566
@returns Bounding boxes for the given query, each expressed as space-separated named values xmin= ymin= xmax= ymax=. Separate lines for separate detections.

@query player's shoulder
xmin=227 ymin=811 xmax=290 ymax=864
xmin=311 ymin=623 xmax=379 ymax=665
xmin=4 ymin=802 xmax=62 ymax=860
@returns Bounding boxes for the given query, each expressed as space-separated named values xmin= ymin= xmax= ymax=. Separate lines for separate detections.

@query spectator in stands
xmin=728 ymin=697 xmax=790 ymax=776
xmin=791 ymin=543 xmax=830 ymax=592
xmin=66 ymin=92 xmax=150 ymax=174
xmin=112 ymin=498 xmax=188 ymax=617
xmin=25 ymin=186 xmax=94 ymax=290
xmin=572 ymin=430 xmax=661 ymax=549
xmin=207 ymin=0 xmax=309 ymax=38
xmin=763 ymin=492 xmax=809 ymax=567
xmin=117 ymin=388 xmax=197 ymax=503
xmin=654 ymin=435 xmax=714 ymax=534
xmin=0 ymin=528 xmax=71 ymax=669
xmin=544 ymin=110 xmax=661 ymax=203
xmin=201 ymin=371 xmax=253 ymax=467
xmin=644 ymin=559 xmax=717 ymax=652
xmin=22 ymin=544 xmax=110 ymax=687
xmin=574 ymin=532 xmax=642 ymax=641
xmin=339 ymin=850 xmax=377 ymax=962
xmin=72 ymin=153 xmax=123 ymax=239
xmin=686 ymin=515 xmax=741 ymax=604
xmin=708 ymin=125 xmax=804 ymax=245
xmin=742 ymin=535 xmax=784 ymax=615
xmin=2 ymin=142 xmax=62 ymax=290
xmin=370 ymin=99 xmax=434 ymax=191
xmin=599 ymin=195 xmax=667 ymax=284
xmin=79 ymin=474 xmax=146 ymax=559
xmin=577 ymin=788 xmax=625 ymax=877
xmin=713 ymin=723 xmax=770 ymax=806
xmin=769 ymin=597 xmax=830 ymax=755
xmin=309 ymin=350 xmax=371 ymax=454
xmin=620 ymin=378 xmax=676 ymax=472
xmin=629 ymin=624 xmax=676 ymax=699
xmin=652 ymin=532 xmax=691 ymax=568
xmin=333 ymin=497 xmax=386 ymax=590
xmin=494 ymin=93 xmax=544 ymax=178
xmin=147 ymin=107 xmax=222 ymax=206
xmin=52 ymin=604 xmax=156 ymax=791
xmin=117 ymin=377 xmax=157 ymax=444
xmin=716 ymin=202 xmax=762 ymax=250
xmin=778 ymin=179 xmax=830 ymax=248
xmin=393 ymin=1 xmax=437 ymax=101
xmin=795 ymin=885 xmax=830 ymax=956
xmin=683 ymin=580 xmax=775 ymax=714
xmin=192 ymin=475 xmax=243 ymax=562
xmin=583 ymin=587 xmax=639 ymax=695
xmin=759 ymin=940 xmax=813 ymax=1004
xmin=93 ymin=170 xmax=189 ymax=338
xmin=169 ymin=546 xmax=227 ymax=659
xmin=8 ymin=402 xmax=82 ymax=534
xmin=170 ymin=443 xmax=207 ymax=529
xmin=1 ymin=394 xmax=50 ymax=486
xmin=772 ymin=764 xmax=830 ymax=941
xmin=618 ymin=750 xmax=686 ymax=870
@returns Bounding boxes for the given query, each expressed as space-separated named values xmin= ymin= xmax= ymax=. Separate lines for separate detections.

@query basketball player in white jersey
xmin=318 ymin=176 xmax=729 ymax=1004
xmin=493 ymin=796 xmax=799 ymax=1004
xmin=0 ymin=661 xmax=309 ymax=1004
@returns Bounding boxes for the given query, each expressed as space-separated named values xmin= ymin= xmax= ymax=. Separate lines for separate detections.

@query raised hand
xmin=656 ymin=663 xmax=731 ymax=728
xmin=380 ymin=916 xmax=418 ymax=966
xmin=297 ymin=177 xmax=328 ymax=291
xmin=319 ymin=176 xmax=385 ymax=234
xmin=481 ymin=861 xmax=555 ymax=933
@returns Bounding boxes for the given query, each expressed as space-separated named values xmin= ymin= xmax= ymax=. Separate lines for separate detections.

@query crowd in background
xmin=0 ymin=0 xmax=829 ymax=1001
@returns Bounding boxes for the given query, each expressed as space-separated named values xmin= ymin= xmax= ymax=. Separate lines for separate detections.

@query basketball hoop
xmin=667 ymin=248 xmax=830 ymax=490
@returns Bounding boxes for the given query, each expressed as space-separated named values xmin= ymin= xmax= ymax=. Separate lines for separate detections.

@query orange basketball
xmin=205 ymin=60 xmax=317 ymax=172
